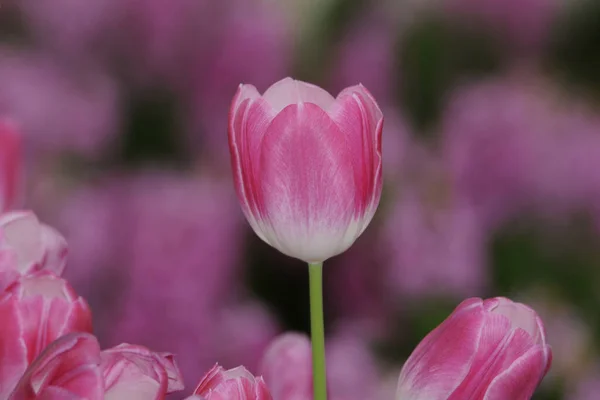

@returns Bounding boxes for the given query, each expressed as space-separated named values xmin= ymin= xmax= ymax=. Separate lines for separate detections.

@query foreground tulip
xmin=228 ymin=77 xmax=383 ymax=264
xmin=0 ymin=271 xmax=92 ymax=398
xmin=8 ymin=332 xmax=104 ymax=400
xmin=101 ymin=344 xmax=184 ymax=399
xmin=188 ymin=364 xmax=272 ymax=400
xmin=0 ymin=211 xmax=68 ymax=291
xmin=396 ymin=297 xmax=552 ymax=400
xmin=0 ymin=119 xmax=21 ymax=212
xmin=229 ymin=77 xmax=383 ymax=400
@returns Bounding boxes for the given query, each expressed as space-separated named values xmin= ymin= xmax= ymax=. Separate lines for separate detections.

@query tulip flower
xmin=229 ymin=77 xmax=383 ymax=400
xmin=228 ymin=77 xmax=383 ymax=264
xmin=396 ymin=297 xmax=552 ymax=400
xmin=0 ymin=271 xmax=92 ymax=397
xmin=188 ymin=364 xmax=272 ymax=400
xmin=0 ymin=119 xmax=21 ymax=212
xmin=0 ymin=211 xmax=68 ymax=291
xmin=101 ymin=344 xmax=184 ymax=399
xmin=7 ymin=332 xmax=104 ymax=400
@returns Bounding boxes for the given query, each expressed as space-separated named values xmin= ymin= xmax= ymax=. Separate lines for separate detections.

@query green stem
xmin=309 ymin=262 xmax=327 ymax=400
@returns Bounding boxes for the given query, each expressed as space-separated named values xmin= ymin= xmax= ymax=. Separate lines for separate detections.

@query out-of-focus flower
xmin=330 ymin=14 xmax=396 ymax=104
xmin=442 ymin=77 xmax=600 ymax=228
xmin=103 ymin=173 xmax=257 ymax=387
xmin=187 ymin=0 xmax=290 ymax=160
xmin=212 ymin=302 xmax=279 ymax=373
xmin=188 ymin=364 xmax=272 ymax=400
xmin=101 ymin=343 xmax=184 ymax=399
xmin=7 ymin=332 xmax=104 ymax=400
xmin=18 ymin=0 xmax=121 ymax=60
xmin=0 ymin=211 xmax=68 ymax=291
xmin=441 ymin=78 xmax=552 ymax=228
xmin=0 ymin=119 xmax=21 ymax=212
xmin=396 ymin=297 xmax=552 ymax=400
xmin=383 ymin=146 xmax=487 ymax=299
xmin=0 ymin=271 xmax=92 ymax=398
xmin=260 ymin=333 xmax=312 ymax=400
xmin=567 ymin=364 xmax=600 ymax=400
xmin=442 ymin=0 xmax=560 ymax=52
xmin=0 ymin=50 xmax=119 ymax=158
xmin=260 ymin=331 xmax=380 ymax=400
xmin=229 ymin=77 xmax=383 ymax=263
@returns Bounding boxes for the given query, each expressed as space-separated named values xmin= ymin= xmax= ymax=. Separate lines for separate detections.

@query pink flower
xmin=259 ymin=331 xmax=380 ymax=400
xmin=0 ymin=119 xmax=21 ymax=212
xmin=229 ymin=77 xmax=383 ymax=263
xmin=101 ymin=343 xmax=184 ymax=399
xmin=396 ymin=297 xmax=552 ymax=400
xmin=0 ymin=272 xmax=93 ymax=398
xmin=260 ymin=333 xmax=312 ymax=400
xmin=7 ymin=333 xmax=104 ymax=400
xmin=189 ymin=364 xmax=272 ymax=400
xmin=0 ymin=211 xmax=68 ymax=291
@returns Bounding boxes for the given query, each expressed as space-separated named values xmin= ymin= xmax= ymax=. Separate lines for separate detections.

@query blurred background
xmin=1 ymin=0 xmax=600 ymax=398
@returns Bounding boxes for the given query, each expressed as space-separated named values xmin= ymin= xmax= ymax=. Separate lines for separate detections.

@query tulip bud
xmin=8 ymin=332 xmax=104 ymax=400
xmin=229 ymin=77 xmax=383 ymax=263
xmin=101 ymin=343 xmax=184 ymax=399
xmin=0 ymin=211 xmax=68 ymax=291
xmin=191 ymin=364 xmax=272 ymax=400
xmin=0 ymin=271 xmax=92 ymax=397
xmin=0 ymin=119 xmax=21 ymax=212
xmin=396 ymin=297 xmax=552 ymax=400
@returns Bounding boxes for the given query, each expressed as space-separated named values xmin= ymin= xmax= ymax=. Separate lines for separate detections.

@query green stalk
xmin=309 ymin=262 xmax=327 ymax=400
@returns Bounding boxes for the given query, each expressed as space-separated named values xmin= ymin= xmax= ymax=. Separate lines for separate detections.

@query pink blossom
xmin=0 ymin=272 xmax=92 ymax=398
xmin=189 ymin=364 xmax=272 ymax=400
xmin=396 ymin=297 xmax=552 ymax=400
xmin=7 ymin=333 xmax=104 ymax=400
xmin=0 ymin=211 xmax=68 ymax=291
xmin=229 ymin=77 xmax=383 ymax=263
xmin=101 ymin=343 xmax=184 ymax=399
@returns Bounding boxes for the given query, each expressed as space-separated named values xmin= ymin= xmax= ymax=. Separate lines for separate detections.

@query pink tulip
xmin=7 ymin=332 xmax=104 ymax=400
xmin=0 ymin=119 xmax=21 ymax=212
xmin=260 ymin=333 xmax=312 ymax=400
xmin=229 ymin=77 xmax=383 ymax=263
xmin=396 ymin=297 xmax=552 ymax=400
xmin=0 ymin=271 xmax=92 ymax=397
xmin=260 ymin=332 xmax=380 ymax=400
xmin=0 ymin=211 xmax=68 ymax=291
xmin=190 ymin=364 xmax=272 ymax=400
xmin=100 ymin=343 xmax=184 ymax=399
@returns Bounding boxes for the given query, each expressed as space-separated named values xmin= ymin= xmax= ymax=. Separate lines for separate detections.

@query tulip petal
xmin=8 ymin=332 xmax=103 ymax=400
xmin=329 ymin=85 xmax=383 ymax=231
xmin=396 ymin=300 xmax=485 ymax=400
xmin=483 ymin=347 xmax=552 ymax=400
xmin=101 ymin=343 xmax=184 ymax=400
xmin=263 ymin=78 xmax=336 ymax=113
xmin=0 ymin=298 xmax=28 ymax=398
xmin=259 ymin=103 xmax=358 ymax=262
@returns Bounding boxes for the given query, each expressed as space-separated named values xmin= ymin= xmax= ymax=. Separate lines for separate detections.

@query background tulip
xmin=228 ymin=77 xmax=383 ymax=264
xmin=396 ymin=297 xmax=552 ymax=400
xmin=0 ymin=119 xmax=21 ymax=212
